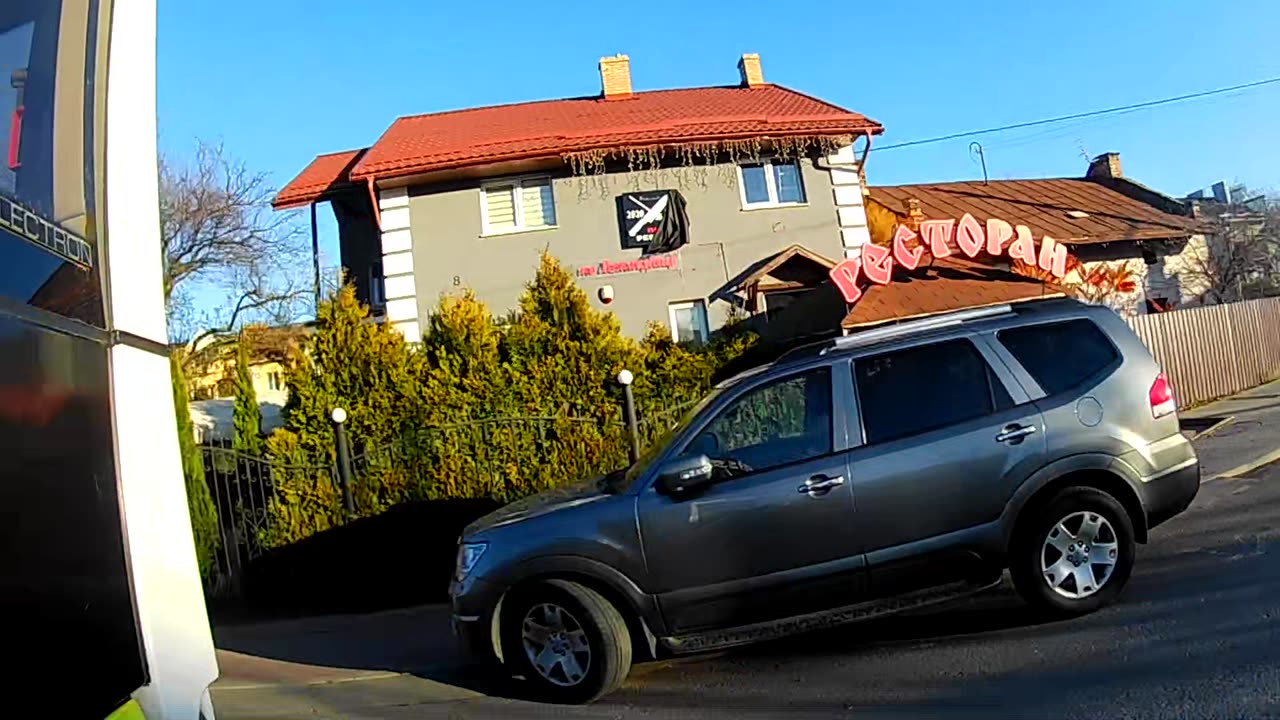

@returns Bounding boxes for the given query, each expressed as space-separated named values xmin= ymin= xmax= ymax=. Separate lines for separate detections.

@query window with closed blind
xmin=480 ymin=176 xmax=557 ymax=235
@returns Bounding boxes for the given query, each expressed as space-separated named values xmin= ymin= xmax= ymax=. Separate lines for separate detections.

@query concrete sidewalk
xmin=1181 ymin=378 xmax=1280 ymax=480
xmin=211 ymin=604 xmax=480 ymax=718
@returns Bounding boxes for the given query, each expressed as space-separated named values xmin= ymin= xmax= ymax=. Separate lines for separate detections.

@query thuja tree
xmin=503 ymin=251 xmax=637 ymax=416
xmin=232 ymin=338 xmax=262 ymax=454
xmin=170 ymin=353 xmax=220 ymax=579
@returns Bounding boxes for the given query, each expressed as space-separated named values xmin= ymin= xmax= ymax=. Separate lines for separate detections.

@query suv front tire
xmin=1011 ymin=486 xmax=1136 ymax=616
xmin=499 ymin=579 xmax=633 ymax=704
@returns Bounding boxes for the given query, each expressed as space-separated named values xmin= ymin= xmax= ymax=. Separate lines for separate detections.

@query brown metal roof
xmin=841 ymin=257 xmax=1064 ymax=329
xmin=869 ymin=179 xmax=1204 ymax=245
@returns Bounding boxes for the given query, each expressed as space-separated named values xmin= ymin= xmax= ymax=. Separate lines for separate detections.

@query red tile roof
xmin=273 ymin=149 xmax=366 ymax=210
xmin=343 ymin=84 xmax=880 ymax=184
xmin=841 ymin=257 xmax=1063 ymax=329
xmin=869 ymin=179 xmax=1203 ymax=245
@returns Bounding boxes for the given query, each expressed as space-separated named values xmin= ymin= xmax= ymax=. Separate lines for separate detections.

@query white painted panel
xmin=384 ymin=274 xmax=418 ymax=300
xmin=380 ymin=206 xmax=411 ymax=232
xmin=844 ymin=246 xmax=862 ymax=259
xmin=841 ymin=226 xmax=871 ymax=248
xmin=112 ymin=345 xmax=218 ymax=719
xmin=104 ymin=0 xmax=167 ymax=343
xmin=381 ymin=228 xmax=413 ymax=254
xmin=825 ymin=144 xmax=858 ymax=165
xmin=378 ymin=186 xmax=409 ymax=209
xmin=382 ymin=250 xmax=415 ymax=277
xmin=385 ymin=297 xmax=419 ymax=322
xmin=393 ymin=319 xmax=422 ymax=344
xmin=837 ymin=206 xmax=870 ymax=229
xmin=832 ymin=185 xmax=864 ymax=207
xmin=830 ymin=167 xmax=862 ymax=186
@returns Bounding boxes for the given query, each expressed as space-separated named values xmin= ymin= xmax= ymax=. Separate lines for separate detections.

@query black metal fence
xmin=200 ymin=398 xmax=699 ymax=598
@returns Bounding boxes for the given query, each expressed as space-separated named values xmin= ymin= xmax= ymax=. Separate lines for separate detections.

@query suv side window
xmin=855 ymin=338 xmax=1008 ymax=445
xmin=683 ymin=367 xmax=832 ymax=477
xmin=997 ymin=319 xmax=1119 ymax=396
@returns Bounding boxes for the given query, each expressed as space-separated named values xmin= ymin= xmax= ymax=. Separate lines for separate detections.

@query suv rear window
xmin=855 ymin=339 xmax=1006 ymax=445
xmin=998 ymin=319 xmax=1119 ymax=395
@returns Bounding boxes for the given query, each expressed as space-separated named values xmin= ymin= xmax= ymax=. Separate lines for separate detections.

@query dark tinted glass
xmin=998 ymin=319 xmax=1119 ymax=396
xmin=856 ymin=339 xmax=996 ymax=444
xmin=0 ymin=0 xmax=105 ymax=327
xmin=1 ymin=317 xmax=145 ymax=719
xmin=684 ymin=367 xmax=832 ymax=476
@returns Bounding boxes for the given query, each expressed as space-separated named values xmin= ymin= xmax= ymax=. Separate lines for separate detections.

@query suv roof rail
xmin=774 ymin=303 xmax=1017 ymax=366
xmin=832 ymin=303 xmax=1015 ymax=350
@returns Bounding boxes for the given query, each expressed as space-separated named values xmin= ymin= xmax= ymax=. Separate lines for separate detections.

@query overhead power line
xmin=875 ymin=76 xmax=1280 ymax=152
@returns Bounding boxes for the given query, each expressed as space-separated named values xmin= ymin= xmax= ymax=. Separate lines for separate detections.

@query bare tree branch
xmin=159 ymin=140 xmax=306 ymax=299
xmin=1179 ymin=198 xmax=1280 ymax=304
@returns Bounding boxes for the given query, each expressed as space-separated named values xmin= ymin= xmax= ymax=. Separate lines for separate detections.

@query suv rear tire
xmin=1010 ymin=486 xmax=1136 ymax=617
xmin=499 ymin=579 xmax=632 ymax=704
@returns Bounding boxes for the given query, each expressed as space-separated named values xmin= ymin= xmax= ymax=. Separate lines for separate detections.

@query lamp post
xmin=331 ymin=407 xmax=355 ymax=515
xmin=618 ymin=369 xmax=639 ymax=464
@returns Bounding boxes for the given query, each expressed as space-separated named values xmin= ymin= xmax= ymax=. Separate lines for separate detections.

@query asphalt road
xmin=406 ymin=464 xmax=1280 ymax=719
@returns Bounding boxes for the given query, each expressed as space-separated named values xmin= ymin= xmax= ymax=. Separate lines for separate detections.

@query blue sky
xmin=157 ymin=0 xmax=1280 ymax=315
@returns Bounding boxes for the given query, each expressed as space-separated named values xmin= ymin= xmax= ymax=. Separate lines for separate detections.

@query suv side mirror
xmin=655 ymin=455 xmax=714 ymax=496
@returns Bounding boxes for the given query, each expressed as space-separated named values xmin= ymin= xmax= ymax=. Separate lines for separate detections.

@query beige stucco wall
xmin=405 ymin=159 xmax=850 ymax=338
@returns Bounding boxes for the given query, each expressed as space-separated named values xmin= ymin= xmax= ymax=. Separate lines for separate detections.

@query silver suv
xmin=450 ymin=298 xmax=1200 ymax=703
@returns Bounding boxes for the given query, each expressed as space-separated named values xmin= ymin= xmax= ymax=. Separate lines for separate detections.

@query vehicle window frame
xmin=646 ymin=362 xmax=842 ymax=490
xmin=993 ymin=317 xmax=1123 ymax=400
xmin=851 ymin=336 xmax=1016 ymax=447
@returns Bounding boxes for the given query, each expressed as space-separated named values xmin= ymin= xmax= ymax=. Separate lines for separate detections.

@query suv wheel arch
xmin=1006 ymin=462 xmax=1148 ymax=547
xmin=490 ymin=560 xmax=661 ymax=664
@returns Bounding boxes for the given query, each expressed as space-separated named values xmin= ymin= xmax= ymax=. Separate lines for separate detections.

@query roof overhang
xmin=272 ymin=149 xmax=367 ymax=210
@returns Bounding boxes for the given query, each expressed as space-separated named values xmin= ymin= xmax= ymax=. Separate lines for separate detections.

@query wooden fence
xmin=1126 ymin=297 xmax=1280 ymax=409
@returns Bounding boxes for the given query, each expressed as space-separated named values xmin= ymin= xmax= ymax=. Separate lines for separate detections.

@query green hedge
xmin=260 ymin=252 xmax=755 ymax=548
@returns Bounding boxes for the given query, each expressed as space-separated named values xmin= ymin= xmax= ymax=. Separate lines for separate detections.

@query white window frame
xmin=668 ymin=299 xmax=710 ymax=344
xmin=736 ymin=158 xmax=807 ymax=210
xmin=479 ymin=174 xmax=558 ymax=236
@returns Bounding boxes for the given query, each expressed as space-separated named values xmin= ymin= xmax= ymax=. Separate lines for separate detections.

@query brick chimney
xmin=599 ymin=54 xmax=632 ymax=98
xmin=1087 ymin=152 xmax=1123 ymax=179
xmin=738 ymin=53 xmax=764 ymax=87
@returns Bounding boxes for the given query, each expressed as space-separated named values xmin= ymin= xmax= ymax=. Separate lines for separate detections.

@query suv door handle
xmin=996 ymin=424 xmax=1037 ymax=443
xmin=798 ymin=475 xmax=845 ymax=496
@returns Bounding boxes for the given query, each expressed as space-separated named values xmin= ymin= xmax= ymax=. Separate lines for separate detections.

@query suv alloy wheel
xmin=499 ymin=579 xmax=632 ymax=703
xmin=1011 ymin=486 xmax=1137 ymax=616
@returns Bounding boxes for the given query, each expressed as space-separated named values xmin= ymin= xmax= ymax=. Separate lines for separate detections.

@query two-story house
xmin=273 ymin=54 xmax=882 ymax=342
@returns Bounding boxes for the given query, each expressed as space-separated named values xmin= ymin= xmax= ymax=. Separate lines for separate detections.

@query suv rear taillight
xmin=1150 ymin=372 xmax=1176 ymax=419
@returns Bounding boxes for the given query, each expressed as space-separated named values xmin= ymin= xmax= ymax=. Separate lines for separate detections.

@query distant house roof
xmin=841 ymin=257 xmax=1064 ymax=330
xmin=275 ymin=84 xmax=881 ymax=208
xmin=869 ymin=179 xmax=1205 ymax=245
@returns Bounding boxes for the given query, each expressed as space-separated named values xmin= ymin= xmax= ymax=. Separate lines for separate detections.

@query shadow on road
xmin=214 ymin=475 xmax=1280 ymax=714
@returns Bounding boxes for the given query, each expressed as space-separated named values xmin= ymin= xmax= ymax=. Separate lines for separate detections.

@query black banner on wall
xmin=616 ymin=190 xmax=690 ymax=253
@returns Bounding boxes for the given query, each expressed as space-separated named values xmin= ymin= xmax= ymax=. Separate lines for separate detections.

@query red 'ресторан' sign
xmin=829 ymin=214 xmax=1071 ymax=304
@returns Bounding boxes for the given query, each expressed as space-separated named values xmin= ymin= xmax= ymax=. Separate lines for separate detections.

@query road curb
xmin=1189 ymin=415 xmax=1236 ymax=441
xmin=1206 ymin=446 xmax=1280 ymax=482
